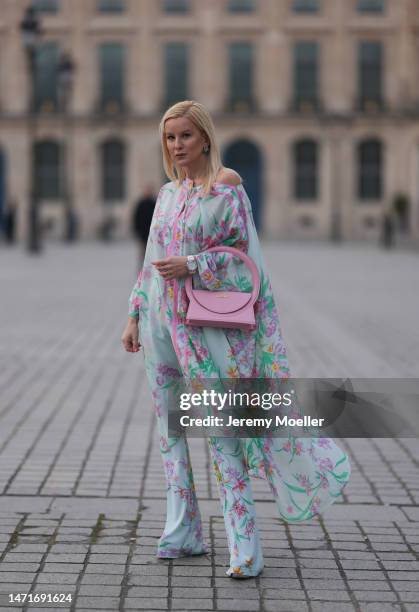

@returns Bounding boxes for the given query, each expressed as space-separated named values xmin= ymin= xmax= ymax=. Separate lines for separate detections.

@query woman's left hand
xmin=152 ymin=256 xmax=189 ymax=280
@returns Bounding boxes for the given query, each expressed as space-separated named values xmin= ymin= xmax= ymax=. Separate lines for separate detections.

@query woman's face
xmin=164 ymin=117 xmax=208 ymax=169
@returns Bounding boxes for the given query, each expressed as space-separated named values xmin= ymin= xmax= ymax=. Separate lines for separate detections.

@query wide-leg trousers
xmin=141 ymin=313 xmax=265 ymax=577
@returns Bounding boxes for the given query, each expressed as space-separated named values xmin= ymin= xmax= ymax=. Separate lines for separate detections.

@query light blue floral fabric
xmin=128 ymin=178 xmax=351 ymax=576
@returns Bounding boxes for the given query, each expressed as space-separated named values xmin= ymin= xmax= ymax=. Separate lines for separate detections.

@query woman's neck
xmin=184 ymin=160 xmax=209 ymax=186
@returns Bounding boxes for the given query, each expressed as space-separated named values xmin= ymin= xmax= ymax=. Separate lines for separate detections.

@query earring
xmin=203 ymin=144 xmax=209 ymax=154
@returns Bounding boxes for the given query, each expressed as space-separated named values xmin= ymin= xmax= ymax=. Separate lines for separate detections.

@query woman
xmin=121 ymin=100 xmax=350 ymax=579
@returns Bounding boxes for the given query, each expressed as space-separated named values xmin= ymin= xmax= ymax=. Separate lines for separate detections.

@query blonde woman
xmin=121 ymin=100 xmax=350 ymax=578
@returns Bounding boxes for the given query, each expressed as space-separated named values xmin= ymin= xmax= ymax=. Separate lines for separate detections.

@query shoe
xmin=226 ymin=564 xmax=263 ymax=579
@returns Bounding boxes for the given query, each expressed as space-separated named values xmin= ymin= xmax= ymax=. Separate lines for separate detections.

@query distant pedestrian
xmin=3 ymin=196 xmax=17 ymax=244
xmin=381 ymin=211 xmax=394 ymax=249
xmin=132 ymin=185 xmax=156 ymax=268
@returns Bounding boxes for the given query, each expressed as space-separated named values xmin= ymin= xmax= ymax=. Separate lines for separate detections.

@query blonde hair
xmin=159 ymin=100 xmax=222 ymax=195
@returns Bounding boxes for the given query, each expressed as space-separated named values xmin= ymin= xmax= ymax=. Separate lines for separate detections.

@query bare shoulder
xmin=216 ymin=167 xmax=243 ymax=187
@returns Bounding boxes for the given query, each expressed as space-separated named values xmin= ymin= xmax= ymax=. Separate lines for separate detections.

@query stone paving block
xmin=75 ymin=596 xmax=121 ymax=608
xmin=43 ymin=554 xmax=86 ymax=563
xmin=0 ymin=563 xmax=40 ymax=572
xmin=310 ymin=604 xmax=357 ymax=612
xmin=262 ymin=586 xmax=306 ymax=600
xmin=216 ymin=587 xmax=259 ymax=599
xmin=42 ymin=563 xmax=83 ymax=573
xmin=126 ymin=586 xmax=169 ymax=598
xmin=36 ymin=574 xmax=79 ymax=584
xmin=80 ymin=574 xmax=123 ymax=585
xmin=362 ymin=606 xmax=405 ymax=612
xmin=305 ymin=589 xmax=352 ymax=601
xmin=302 ymin=579 xmax=347 ymax=590
xmin=347 ymin=579 xmax=391 ymax=590
xmin=215 ymin=600 xmax=259 ymax=611
xmin=123 ymin=598 xmax=169 ymax=610
xmin=128 ymin=564 xmax=169 ymax=576
xmin=353 ymin=590 xmax=399 ymax=602
xmin=171 ymin=576 xmax=211 ymax=587
xmin=171 ymin=566 xmax=212 ymax=577
xmin=87 ymin=553 xmax=128 ymax=563
xmin=263 ymin=601 xmax=309 ymax=612
xmin=0 ymin=572 xmax=34 ymax=583
xmin=388 ymin=571 xmax=419 ymax=580
xmin=171 ymin=586 xmax=213 ymax=598
xmin=397 ymin=593 xmax=419 ymax=602
xmin=78 ymin=585 xmax=121 ymax=596
xmin=172 ymin=600 xmax=213 ymax=610
xmin=84 ymin=564 xmax=126 ymax=574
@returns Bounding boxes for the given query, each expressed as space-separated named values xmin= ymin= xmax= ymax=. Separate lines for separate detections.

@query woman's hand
xmin=121 ymin=318 xmax=141 ymax=353
xmin=152 ymin=256 xmax=189 ymax=280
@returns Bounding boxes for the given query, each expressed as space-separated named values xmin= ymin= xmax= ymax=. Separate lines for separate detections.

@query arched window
xmin=357 ymin=0 xmax=385 ymax=13
xmin=164 ymin=42 xmax=189 ymax=107
xmin=97 ymin=0 xmax=125 ymax=12
xmin=228 ymin=0 xmax=255 ymax=12
xmin=228 ymin=42 xmax=254 ymax=112
xmin=101 ymin=139 xmax=126 ymax=202
xmin=358 ymin=139 xmax=382 ymax=200
xmin=293 ymin=139 xmax=318 ymax=200
xmin=293 ymin=0 xmax=319 ymax=13
xmin=98 ymin=43 xmax=125 ymax=112
xmin=33 ymin=140 xmax=63 ymax=199
xmin=358 ymin=41 xmax=383 ymax=110
xmin=163 ymin=0 xmax=189 ymax=13
xmin=33 ymin=42 xmax=59 ymax=112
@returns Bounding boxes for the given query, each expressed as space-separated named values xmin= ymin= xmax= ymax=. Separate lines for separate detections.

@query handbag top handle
xmin=184 ymin=245 xmax=260 ymax=304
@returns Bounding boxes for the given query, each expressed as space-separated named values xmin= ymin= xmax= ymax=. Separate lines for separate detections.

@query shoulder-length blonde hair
xmin=159 ymin=100 xmax=222 ymax=195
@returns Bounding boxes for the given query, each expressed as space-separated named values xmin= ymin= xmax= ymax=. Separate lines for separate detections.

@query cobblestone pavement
xmin=0 ymin=239 xmax=418 ymax=612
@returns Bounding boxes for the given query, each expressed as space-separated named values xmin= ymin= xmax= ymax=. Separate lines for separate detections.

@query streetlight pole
xmin=330 ymin=129 xmax=342 ymax=243
xmin=20 ymin=5 xmax=42 ymax=254
xmin=58 ymin=51 xmax=77 ymax=242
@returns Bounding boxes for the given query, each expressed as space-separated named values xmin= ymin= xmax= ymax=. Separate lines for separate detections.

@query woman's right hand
xmin=121 ymin=318 xmax=141 ymax=353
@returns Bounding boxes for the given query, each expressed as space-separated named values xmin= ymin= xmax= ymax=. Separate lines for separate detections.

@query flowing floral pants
xmin=141 ymin=314 xmax=265 ymax=577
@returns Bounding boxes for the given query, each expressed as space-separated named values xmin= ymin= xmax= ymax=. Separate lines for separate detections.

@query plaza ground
xmin=0 ymin=239 xmax=418 ymax=611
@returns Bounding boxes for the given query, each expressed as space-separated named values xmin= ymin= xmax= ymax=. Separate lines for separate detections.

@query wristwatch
xmin=186 ymin=255 xmax=198 ymax=274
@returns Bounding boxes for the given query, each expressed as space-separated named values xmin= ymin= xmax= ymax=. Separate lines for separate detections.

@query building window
xmin=164 ymin=42 xmax=189 ymax=107
xmin=293 ymin=41 xmax=319 ymax=110
xmin=228 ymin=42 xmax=254 ymax=112
xmin=163 ymin=0 xmax=189 ymax=13
xmin=101 ymin=140 xmax=126 ymax=202
xmin=97 ymin=0 xmax=125 ymax=12
xmin=32 ymin=0 xmax=59 ymax=13
xmin=358 ymin=41 xmax=383 ymax=110
xmin=228 ymin=0 xmax=255 ymax=13
xmin=357 ymin=0 xmax=385 ymax=13
xmin=99 ymin=43 xmax=125 ymax=113
xmin=294 ymin=139 xmax=318 ymax=200
xmin=33 ymin=42 xmax=59 ymax=112
xmin=293 ymin=0 xmax=319 ymax=13
xmin=33 ymin=141 xmax=63 ymax=200
xmin=358 ymin=140 xmax=382 ymax=200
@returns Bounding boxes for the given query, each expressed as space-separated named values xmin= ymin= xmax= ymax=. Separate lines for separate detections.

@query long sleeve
xmin=193 ymin=188 xmax=250 ymax=292
xmin=128 ymin=270 xmax=143 ymax=320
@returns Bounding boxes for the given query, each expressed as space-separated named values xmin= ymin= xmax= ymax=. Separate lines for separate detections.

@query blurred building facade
xmin=1 ymin=0 xmax=419 ymax=241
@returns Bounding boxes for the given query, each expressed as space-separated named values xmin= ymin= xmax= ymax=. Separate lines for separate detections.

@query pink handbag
xmin=184 ymin=246 xmax=260 ymax=330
